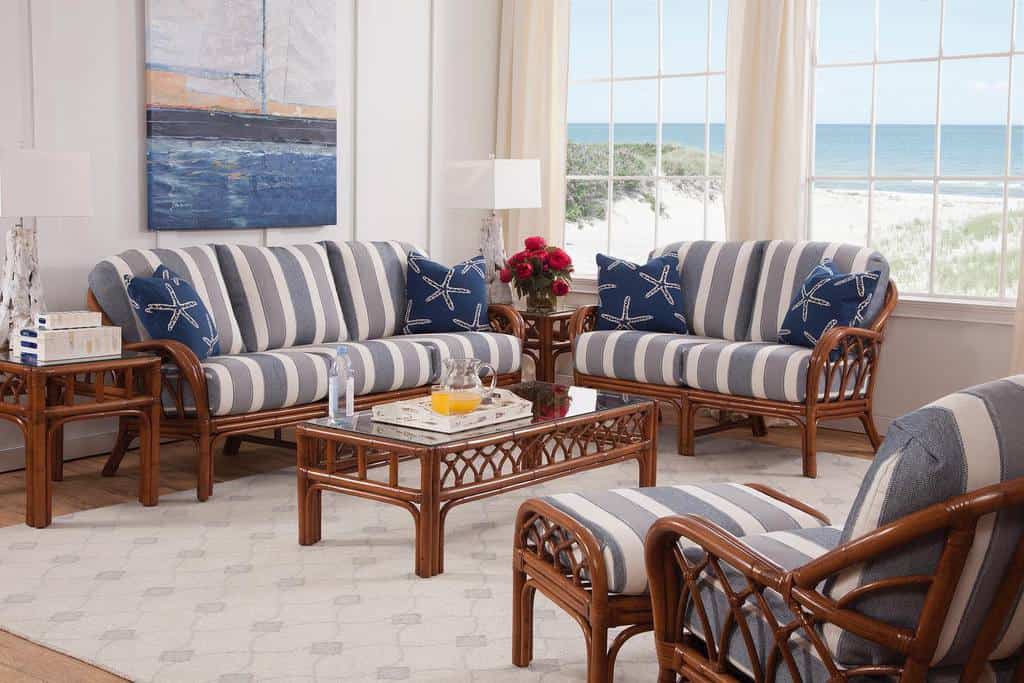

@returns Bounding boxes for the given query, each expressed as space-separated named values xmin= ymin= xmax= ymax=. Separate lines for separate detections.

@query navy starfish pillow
xmin=595 ymin=253 xmax=688 ymax=333
xmin=125 ymin=265 xmax=221 ymax=359
xmin=778 ymin=258 xmax=881 ymax=348
xmin=404 ymin=251 xmax=490 ymax=334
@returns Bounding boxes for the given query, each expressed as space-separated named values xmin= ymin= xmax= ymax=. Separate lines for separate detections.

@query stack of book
xmin=13 ymin=311 xmax=121 ymax=365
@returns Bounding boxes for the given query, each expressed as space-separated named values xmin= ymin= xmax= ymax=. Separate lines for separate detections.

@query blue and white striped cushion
xmin=652 ymin=240 xmax=765 ymax=340
xmin=215 ymin=243 xmax=347 ymax=352
xmin=88 ymin=246 xmax=245 ymax=353
xmin=399 ymin=332 xmax=522 ymax=377
xmin=678 ymin=340 xmax=867 ymax=403
xmin=541 ymin=484 xmax=828 ymax=594
xmin=322 ymin=240 xmax=414 ymax=341
xmin=825 ymin=375 xmax=1024 ymax=669
xmin=573 ymin=331 xmax=712 ymax=386
xmin=165 ymin=339 xmax=436 ymax=417
xmin=683 ymin=526 xmax=842 ymax=681
xmin=750 ymin=241 xmax=890 ymax=343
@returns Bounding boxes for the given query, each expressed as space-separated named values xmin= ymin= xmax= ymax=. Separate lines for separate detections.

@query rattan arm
xmin=805 ymin=326 xmax=883 ymax=406
xmin=124 ymin=339 xmax=211 ymax=421
xmin=568 ymin=305 xmax=599 ymax=346
xmin=487 ymin=304 xmax=526 ymax=342
xmin=743 ymin=483 xmax=831 ymax=525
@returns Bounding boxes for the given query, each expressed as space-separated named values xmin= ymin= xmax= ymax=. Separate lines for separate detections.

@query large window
xmin=809 ymin=0 xmax=1022 ymax=301
xmin=564 ymin=0 xmax=728 ymax=277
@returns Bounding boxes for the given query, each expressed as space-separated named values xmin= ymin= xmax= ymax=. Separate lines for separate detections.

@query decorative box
xmin=371 ymin=388 xmax=534 ymax=433
xmin=17 ymin=326 xmax=121 ymax=364
xmin=36 ymin=310 xmax=103 ymax=330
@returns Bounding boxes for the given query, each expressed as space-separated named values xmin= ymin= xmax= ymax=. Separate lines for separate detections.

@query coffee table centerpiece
xmin=296 ymin=382 xmax=657 ymax=577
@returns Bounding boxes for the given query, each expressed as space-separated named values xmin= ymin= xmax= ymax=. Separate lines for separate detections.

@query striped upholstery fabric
xmin=824 ymin=375 xmax=1024 ymax=669
xmin=653 ymin=241 xmax=765 ymax=340
xmin=399 ymin=332 xmax=522 ymax=377
xmin=88 ymin=246 xmax=244 ymax=353
xmin=683 ymin=526 xmax=842 ymax=681
xmin=749 ymin=241 xmax=890 ymax=343
xmin=573 ymin=331 xmax=713 ymax=386
xmin=322 ymin=240 xmax=414 ymax=341
xmin=678 ymin=340 xmax=865 ymax=403
xmin=164 ymin=339 xmax=435 ymax=417
xmin=215 ymin=243 xmax=347 ymax=352
xmin=540 ymin=483 xmax=827 ymax=594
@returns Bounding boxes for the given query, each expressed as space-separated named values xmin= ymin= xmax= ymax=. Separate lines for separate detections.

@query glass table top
xmin=1 ymin=350 xmax=155 ymax=367
xmin=305 ymin=381 xmax=651 ymax=447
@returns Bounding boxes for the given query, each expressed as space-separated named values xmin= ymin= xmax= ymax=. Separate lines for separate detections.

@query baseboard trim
xmin=0 ymin=430 xmax=119 ymax=474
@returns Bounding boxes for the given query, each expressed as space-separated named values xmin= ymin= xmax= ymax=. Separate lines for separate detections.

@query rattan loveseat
xmin=570 ymin=240 xmax=899 ymax=478
xmin=87 ymin=240 xmax=525 ymax=501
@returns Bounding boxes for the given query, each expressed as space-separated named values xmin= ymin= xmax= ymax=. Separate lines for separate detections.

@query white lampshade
xmin=0 ymin=148 xmax=93 ymax=218
xmin=446 ymin=158 xmax=541 ymax=210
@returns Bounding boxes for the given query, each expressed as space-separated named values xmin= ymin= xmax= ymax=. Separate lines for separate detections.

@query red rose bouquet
xmin=499 ymin=236 xmax=573 ymax=312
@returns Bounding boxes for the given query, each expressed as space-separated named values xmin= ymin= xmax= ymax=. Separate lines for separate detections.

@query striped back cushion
xmin=321 ymin=240 xmax=414 ymax=341
xmin=88 ymin=246 xmax=245 ymax=354
xmin=825 ymin=375 xmax=1024 ymax=669
xmin=652 ymin=241 xmax=765 ymax=340
xmin=750 ymin=241 xmax=890 ymax=342
xmin=215 ymin=243 xmax=347 ymax=352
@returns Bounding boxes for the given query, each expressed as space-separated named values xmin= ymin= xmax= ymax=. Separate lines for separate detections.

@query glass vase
xmin=526 ymin=288 xmax=557 ymax=313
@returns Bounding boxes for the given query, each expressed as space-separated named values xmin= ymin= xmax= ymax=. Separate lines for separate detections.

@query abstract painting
xmin=145 ymin=0 xmax=336 ymax=230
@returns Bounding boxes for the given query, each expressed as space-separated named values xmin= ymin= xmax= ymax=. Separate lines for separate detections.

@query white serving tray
xmin=371 ymin=388 xmax=534 ymax=434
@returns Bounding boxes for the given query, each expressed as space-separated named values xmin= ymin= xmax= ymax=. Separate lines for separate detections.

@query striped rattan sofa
xmin=570 ymin=240 xmax=899 ymax=478
xmin=515 ymin=374 xmax=1024 ymax=682
xmin=87 ymin=240 xmax=525 ymax=501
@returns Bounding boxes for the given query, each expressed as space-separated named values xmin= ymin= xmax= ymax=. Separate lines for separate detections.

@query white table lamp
xmin=447 ymin=158 xmax=541 ymax=304
xmin=0 ymin=148 xmax=93 ymax=349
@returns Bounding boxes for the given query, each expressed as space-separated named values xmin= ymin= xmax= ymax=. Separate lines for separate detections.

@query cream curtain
xmin=724 ymin=0 xmax=813 ymax=241
xmin=1014 ymin=231 xmax=1024 ymax=373
xmin=495 ymin=0 xmax=570 ymax=249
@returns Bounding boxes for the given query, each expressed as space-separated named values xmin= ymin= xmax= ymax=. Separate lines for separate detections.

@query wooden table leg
xmin=25 ymin=373 xmax=51 ymax=529
xmin=538 ymin=319 xmax=554 ymax=382
xmin=639 ymin=404 xmax=658 ymax=487
xmin=139 ymin=364 xmax=161 ymax=506
xmin=47 ymin=377 xmax=65 ymax=482
xmin=415 ymin=452 xmax=442 ymax=577
xmin=297 ymin=434 xmax=322 ymax=545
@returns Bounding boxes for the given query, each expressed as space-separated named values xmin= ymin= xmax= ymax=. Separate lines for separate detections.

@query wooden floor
xmin=0 ymin=421 xmax=875 ymax=682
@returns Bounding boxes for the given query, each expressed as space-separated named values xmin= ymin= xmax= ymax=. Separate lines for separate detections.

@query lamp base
xmin=0 ymin=221 xmax=43 ymax=351
xmin=480 ymin=213 xmax=514 ymax=305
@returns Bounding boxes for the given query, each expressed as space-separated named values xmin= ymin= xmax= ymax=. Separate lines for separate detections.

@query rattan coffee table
xmin=295 ymin=382 xmax=657 ymax=577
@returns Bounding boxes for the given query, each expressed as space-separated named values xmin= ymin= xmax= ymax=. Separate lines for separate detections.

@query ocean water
xmin=568 ymin=123 xmax=1024 ymax=197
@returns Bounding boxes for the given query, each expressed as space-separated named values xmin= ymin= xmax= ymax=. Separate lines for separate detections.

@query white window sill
xmin=567 ymin=278 xmax=1018 ymax=326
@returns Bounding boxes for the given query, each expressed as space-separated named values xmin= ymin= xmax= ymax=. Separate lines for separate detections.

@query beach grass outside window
xmin=808 ymin=0 xmax=1022 ymax=302
xmin=564 ymin=0 xmax=728 ymax=277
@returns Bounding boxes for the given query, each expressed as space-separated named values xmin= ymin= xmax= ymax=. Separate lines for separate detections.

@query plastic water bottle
xmin=328 ymin=346 xmax=355 ymax=421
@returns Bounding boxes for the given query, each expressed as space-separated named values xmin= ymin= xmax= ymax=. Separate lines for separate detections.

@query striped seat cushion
xmin=683 ymin=526 xmax=842 ymax=680
xmin=322 ymin=240 xmax=414 ymax=341
xmin=164 ymin=339 xmax=436 ymax=417
xmin=750 ymin=241 xmax=891 ymax=343
xmin=652 ymin=240 xmax=765 ymax=340
xmin=399 ymin=332 xmax=522 ymax=377
xmin=678 ymin=340 xmax=866 ymax=403
xmin=573 ymin=331 xmax=713 ymax=386
xmin=215 ymin=244 xmax=347 ymax=352
xmin=540 ymin=484 xmax=828 ymax=594
xmin=88 ymin=246 xmax=245 ymax=353
xmin=825 ymin=375 xmax=1024 ymax=669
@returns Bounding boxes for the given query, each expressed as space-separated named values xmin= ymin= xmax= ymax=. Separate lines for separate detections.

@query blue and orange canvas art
xmin=145 ymin=0 xmax=336 ymax=230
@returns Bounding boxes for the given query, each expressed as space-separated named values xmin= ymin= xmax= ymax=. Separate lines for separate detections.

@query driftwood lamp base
xmin=0 ymin=221 xmax=43 ymax=351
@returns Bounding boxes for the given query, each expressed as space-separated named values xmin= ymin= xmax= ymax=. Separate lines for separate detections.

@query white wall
xmin=0 ymin=0 xmax=501 ymax=471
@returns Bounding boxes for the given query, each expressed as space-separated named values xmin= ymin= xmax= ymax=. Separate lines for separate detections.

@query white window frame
xmin=564 ymin=0 xmax=726 ymax=271
xmin=806 ymin=0 xmax=1022 ymax=303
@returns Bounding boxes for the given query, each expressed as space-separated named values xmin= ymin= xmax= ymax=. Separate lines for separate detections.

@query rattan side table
xmin=0 ymin=351 xmax=162 ymax=528
xmin=518 ymin=307 xmax=577 ymax=382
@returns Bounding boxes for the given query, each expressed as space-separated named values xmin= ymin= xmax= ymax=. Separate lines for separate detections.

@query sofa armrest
xmin=487 ymin=304 xmax=525 ymax=341
xmin=568 ymin=305 xmax=599 ymax=342
xmin=806 ymin=326 xmax=883 ymax=405
xmin=742 ymin=483 xmax=831 ymax=525
xmin=124 ymin=339 xmax=210 ymax=421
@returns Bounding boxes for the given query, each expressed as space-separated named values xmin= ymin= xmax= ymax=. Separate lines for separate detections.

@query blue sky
xmin=569 ymin=0 xmax=1021 ymax=125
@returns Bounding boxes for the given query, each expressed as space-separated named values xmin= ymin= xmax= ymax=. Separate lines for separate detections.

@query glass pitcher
xmin=431 ymin=358 xmax=497 ymax=415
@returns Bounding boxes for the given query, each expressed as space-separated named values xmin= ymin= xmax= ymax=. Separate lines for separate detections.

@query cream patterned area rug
xmin=0 ymin=432 xmax=869 ymax=682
